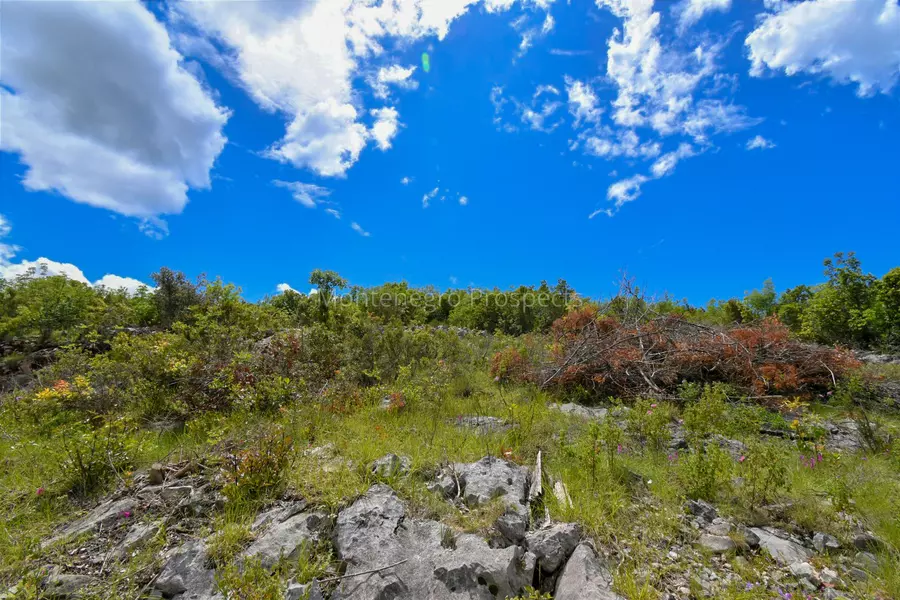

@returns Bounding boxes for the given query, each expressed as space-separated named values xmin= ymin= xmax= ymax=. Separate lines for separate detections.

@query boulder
xmin=240 ymin=511 xmax=331 ymax=570
xmin=331 ymin=484 xmax=533 ymax=600
xmin=43 ymin=573 xmax=92 ymax=598
xmin=554 ymin=543 xmax=625 ymax=600
xmin=525 ymin=523 xmax=582 ymax=574
xmin=154 ymin=539 xmax=220 ymax=600
xmin=114 ymin=520 xmax=159 ymax=559
xmin=45 ymin=497 xmax=138 ymax=546
xmin=750 ymin=527 xmax=813 ymax=565
xmin=685 ymin=499 xmax=718 ymax=523
xmin=454 ymin=416 xmax=516 ymax=435
xmin=550 ymin=404 xmax=609 ymax=420
xmin=698 ymin=534 xmax=736 ymax=554
xmin=813 ymin=532 xmax=841 ymax=553
xmin=251 ymin=500 xmax=309 ymax=531
xmin=454 ymin=457 xmax=529 ymax=512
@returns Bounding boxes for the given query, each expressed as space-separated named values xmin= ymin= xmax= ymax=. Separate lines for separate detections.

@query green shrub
xmin=678 ymin=444 xmax=733 ymax=501
xmin=626 ymin=398 xmax=674 ymax=452
xmin=58 ymin=418 xmax=137 ymax=496
xmin=222 ymin=426 xmax=293 ymax=504
xmin=683 ymin=384 xmax=728 ymax=442
xmin=739 ymin=441 xmax=788 ymax=508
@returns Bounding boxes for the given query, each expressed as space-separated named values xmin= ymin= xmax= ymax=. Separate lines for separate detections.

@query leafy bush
xmin=625 ymin=398 xmax=674 ymax=452
xmin=682 ymin=384 xmax=728 ymax=442
xmin=57 ymin=418 xmax=137 ymax=496
xmin=739 ymin=441 xmax=788 ymax=508
xmin=222 ymin=426 xmax=293 ymax=504
xmin=678 ymin=444 xmax=733 ymax=501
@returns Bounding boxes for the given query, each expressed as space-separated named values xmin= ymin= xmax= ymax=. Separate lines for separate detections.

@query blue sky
xmin=1 ymin=0 xmax=898 ymax=303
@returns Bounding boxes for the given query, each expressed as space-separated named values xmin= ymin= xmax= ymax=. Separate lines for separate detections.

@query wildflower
xmin=617 ymin=444 xmax=624 ymax=454
xmin=646 ymin=410 xmax=653 ymax=415
xmin=36 ymin=487 xmax=45 ymax=496
xmin=667 ymin=452 xmax=678 ymax=462
xmin=494 ymin=376 xmax=500 ymax=383
xmin=121 ymin=511 xmax=132 ymax=518
xmin=739 ymin=455 xmax=746 ymax=463
xmin=650 ymin=403 xmax=658 ymax=408
xmin=745 ymin=583 xmax=754 ymax=590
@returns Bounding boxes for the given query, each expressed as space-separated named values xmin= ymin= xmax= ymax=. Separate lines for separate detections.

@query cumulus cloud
xmin=371 ymin=107 xmax=401 ymax=150
xmin=746 ymin=135 xmax=776 ymax=150
xmin=677 ymin=0 xmax=732 ymax=31
xmin=400 ymin=176 xmax=413 ymax=185
xmin=459 ymin=196 xmax=469 ymax=206
xmin=277 ymin=283 xmax=298 ymax=293
xmin=565 ymin=77 xmax=603 ymax=125
xmin=0 ymin=215 xmax=19 ymax=264
xmin=746 ymin=0 xmax=900 ymax=96
xmin=370 ymin=64 xmax=418 ymax=98
xmin=0 ymin=1 xmax=228 ymax=221
xmin=351 ymin=222 xmax=371 ymax=236
xmin=178 ymin=0 xmax=554 ymax=177
xmin=94 ymin=274 xmax=154 ymax=295
xmin=273 ymin=180 xmax=331 ymax=209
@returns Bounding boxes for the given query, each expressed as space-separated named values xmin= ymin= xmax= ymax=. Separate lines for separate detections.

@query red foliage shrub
xmin=489 ymin=346 xmax=533 ymax=384
xmin=514 ymin=314 xmax=858 ymax=399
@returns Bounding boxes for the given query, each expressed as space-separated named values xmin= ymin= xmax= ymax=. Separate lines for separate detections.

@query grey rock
xmin=852 ymin=551 xmax=878 ymax=571
xmin=241 ymin=512 xmax=332 ymax=570
xmin=43 ymin=573 xmax=92 ymax=598
xmin=550 ymin=403 xmax=609 ymax=420
xmin=847 ymin=567 xmax=868 ymax=582
xmin=685 ymin=499 xmax=718 ymax=523
xmin=789 ymin=561 xmax=818 ymax=582
xmin=704 ymin=519 xmax=733 ymax=537
xmin=737 ymin=525 xmax=760 ymax=549
xmin=285 ymin=579 xmax=324 ymax=600
xmin=698 ymin=534 xmax=736 ymax=554
xmin=160 ymin=485 xmax=193 ymax=502
xmin=454 ymin=416 xmax=516 ymax=434
xmin=114 ymin=521 xmax=159 ymax=559
xmin=525 ymin=523 xmax=582 ymax=574
xmin=713 ymin=435 xmax=748 ymax=460
xmin=371 ymin=454 xmax=411 ymax=478
xmin=331 ymin=484 xmax=533 ymax=600
xmin=851 ymin=532 xmax=882 ymax=552
xmin=154 ymin=539 xmax=220 ymax=600
xmin=820 ymin=567 xmax=841 ymax=586
xmin=427 ymin=468 xmax=458 ymax=498
xmin=251 ymin=501 xmax=309 ymax=531
xmin=454 ymin=456 xmax=529 ymax=512
xmin=750 ymin=527 xmax=813 ymax=565
xmin=494 ymin=510 xmax=528 ymax=546
xmin=46 ymin=497 xmax=138 ymax=546
xmin=554 ymin=543 xmax=625 ymax=600
xmin=813 ymin=532 xmax=841 ymax=553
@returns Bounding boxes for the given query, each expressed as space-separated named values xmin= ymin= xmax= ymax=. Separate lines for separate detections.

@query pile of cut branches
xmin=494 ymin=307 xmax=859 ymax=399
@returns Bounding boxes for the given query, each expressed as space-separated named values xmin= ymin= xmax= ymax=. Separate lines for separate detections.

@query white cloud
xmin=677 ymin=0 xmax=732 ymax=31
xmin=0 ymin=1 xmax=228 ymax=220
xmin=351 ymin=222 xmax=371 ymax=236
xmin=371 ymin=107 xmax=401 ymax=150
xmin=565 ymin=77 xmax=603 ymax=125
xmin=606 ymin=174 xmax=649 ymax=209
xmin=273 ymin=180 xmax=331 ymax=208
xmin=459 ymin=196 xmax=469 ymax=205
xmin=423 ymin=187 xmax=440 ymax=208
xmin=369 ymin=64 xmax=418 ymax=99
xmin=400 ymin=176 xmax=412 ymax=185
xmin=650 ymin=142 xmax=695 ymax=177
xmin=746 ymin=0 xmax=900 ymax=96
xmin=179 ymin=0 xmax=554 ymax=178
xmin=746 ymin=135 xmax=776 ymax=150
xmin=94 ymin=274 xmax=153 ymax=295
xmin=277 ymin=283 xmax=298 ymax=294
xmin=325 ymin=208 xmax=342 ymax=219
xmin=0 ymin=215 xmax=19 ymax=264
xmin=0 ymin=256 xmax=152 ymax=294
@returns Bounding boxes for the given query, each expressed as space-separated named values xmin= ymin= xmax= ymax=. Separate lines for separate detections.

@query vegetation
xmin=0 ymin=253 xmax=898 ymax=599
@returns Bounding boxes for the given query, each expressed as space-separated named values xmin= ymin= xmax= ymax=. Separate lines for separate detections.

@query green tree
xmin=742 ymin=279 xmax=777 ymax=321
xmin=776 ymin=284 xmax=813 ymax=333
xmin=879 ymin=267 xmax=900 ymax=347
xmin=802 ymin=252 xmax=880 ymax=347
xmin=151 ymin=267 xmax=200 ymax=327
xmin=309 ymin=269 xmax=347 ymax=321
